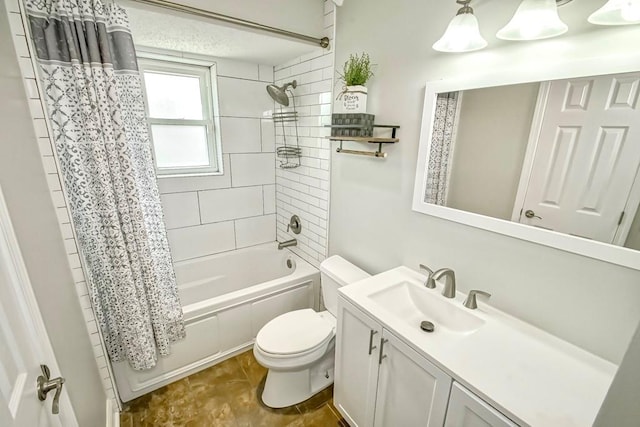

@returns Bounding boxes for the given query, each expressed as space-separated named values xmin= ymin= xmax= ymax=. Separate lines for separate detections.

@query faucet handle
xmin=419 ymin=264 xmax=436 ymax=289
xmin=463 ymin=290 xmax=491 ymax=310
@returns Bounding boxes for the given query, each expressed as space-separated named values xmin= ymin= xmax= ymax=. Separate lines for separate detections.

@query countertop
xmin=338 ymin=266 xmax=617 ymax=427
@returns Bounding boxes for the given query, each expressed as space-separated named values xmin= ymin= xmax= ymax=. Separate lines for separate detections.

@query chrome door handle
xmin=524 ymin=209 xmax=542 ymax=219
xmin=378 ymin=338 xmax=388 ymax=364
xmin=368 ymin=330 xmax=378 ymax=355
xmin=37 ymin=364 xmax=65 ymax=414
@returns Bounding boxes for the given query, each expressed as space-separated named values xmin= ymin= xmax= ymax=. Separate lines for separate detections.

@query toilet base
xmin=260 ymin=349 xmax=335 ymax=408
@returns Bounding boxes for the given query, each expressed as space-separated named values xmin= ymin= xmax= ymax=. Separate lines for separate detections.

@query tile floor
xmin=120 ymin=349 xmax=348 ymax=426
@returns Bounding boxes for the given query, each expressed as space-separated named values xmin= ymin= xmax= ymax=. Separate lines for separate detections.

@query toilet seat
xmin=256 ymin=309 xmax=335 ymax=356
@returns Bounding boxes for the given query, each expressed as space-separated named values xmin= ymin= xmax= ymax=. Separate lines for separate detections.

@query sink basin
xmin=368 ymin=281 xmax=485 ymax=334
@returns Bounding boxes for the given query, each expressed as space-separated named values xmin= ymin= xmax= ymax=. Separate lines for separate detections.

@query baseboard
xmin=106 ymin=399 xmax=120 ymax=427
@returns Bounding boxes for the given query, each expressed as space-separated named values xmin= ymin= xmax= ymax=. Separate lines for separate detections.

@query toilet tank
xmin=319 ymin=255 xmax=370 ymax=316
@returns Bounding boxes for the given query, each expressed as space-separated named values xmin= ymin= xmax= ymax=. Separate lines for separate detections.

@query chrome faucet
xmin=278 ymin=238 xmax=297 ymax=250
xmin=431 ymin=268 xmax=456 ymax=298
xmin=419 ymin=264 xmax=436 ymax=288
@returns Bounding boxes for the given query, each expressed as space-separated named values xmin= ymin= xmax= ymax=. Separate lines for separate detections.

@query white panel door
xmin=445 ymin=382 xmax=518 ymax=427
xmin=0 ymin=187 xmax=77 ymax=427
xmin=519 ymin=72 xmax=640 ymax=243
xmin=334 ymin=297 xmax=382 ymax=427
xmin=373 ymin=329 xmax=452 ymax=427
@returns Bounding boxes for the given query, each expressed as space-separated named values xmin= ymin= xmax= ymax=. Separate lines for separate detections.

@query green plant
xmin=340 ymin=52 xmax=374 ymax=86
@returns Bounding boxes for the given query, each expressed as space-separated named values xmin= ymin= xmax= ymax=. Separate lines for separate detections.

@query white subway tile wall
xmin=159 ymin=57 xmax=277 ymax=261
xmin=273 ymin=0 xmax=335 ymax=268
xmin=198 ymin=186 xmax=264 ymax=224
xmin=235 ymin=214 xmax=277 ymax=249
xmin=167 ymin=221 xmax=237 ymax=262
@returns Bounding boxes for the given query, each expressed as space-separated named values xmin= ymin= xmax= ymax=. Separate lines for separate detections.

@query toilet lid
xmin=256 ymin=309 xmax=334 ymax=355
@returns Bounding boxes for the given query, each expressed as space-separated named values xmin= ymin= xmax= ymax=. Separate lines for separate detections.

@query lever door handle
xmin=368 ymin=330 xmax=378 ymax=355
xmin=524 ymin=210 xmax=542 ymax=219
xmin=37 ymin=364 xmax=65 ymax=414
xmin=378 ymin=338 xmax=388 ymax=364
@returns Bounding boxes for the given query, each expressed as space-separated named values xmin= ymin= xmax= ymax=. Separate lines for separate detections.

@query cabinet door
xmin=334 ymin=297 xmax=382 ymax=427
xmin=373 ymin=330 xmax=452 ymax=427
xmin=445 ymin=382 xmax=518 ymax=427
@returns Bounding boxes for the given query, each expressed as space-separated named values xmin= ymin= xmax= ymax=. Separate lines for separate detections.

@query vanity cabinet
xmin=334 ymin=297 xmax=452 ymax=427
xmin=373 ymin=329 xmax=451 ymax=427
xmin=445 ymin=383 xmax=518 ymax=427
xmin=334 ymin=297 xmax=383 ymax=427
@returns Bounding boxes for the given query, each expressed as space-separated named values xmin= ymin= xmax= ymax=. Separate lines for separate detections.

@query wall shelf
xmin=325 ymin=124 xmax=400 ymax=158
xmin=327 ymin=136 xmax=399 ymax=143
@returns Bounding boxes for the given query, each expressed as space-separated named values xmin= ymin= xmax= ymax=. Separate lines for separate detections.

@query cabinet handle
xmin=368 ymin=330 xmax=378 ymax=355
xmin=378 ymin=338 xmax=388 ymax=364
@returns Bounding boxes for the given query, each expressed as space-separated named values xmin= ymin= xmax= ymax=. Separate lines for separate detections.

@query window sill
xmin=156 ymin=171 xmax=224 ymax=179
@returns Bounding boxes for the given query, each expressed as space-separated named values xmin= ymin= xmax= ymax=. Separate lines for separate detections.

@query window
xmin=138 ymin=56 xmax=221 ymax=176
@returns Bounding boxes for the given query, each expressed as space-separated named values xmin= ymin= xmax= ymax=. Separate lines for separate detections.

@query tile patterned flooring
xmin=120 ymin=349 xmax=348 ymax=426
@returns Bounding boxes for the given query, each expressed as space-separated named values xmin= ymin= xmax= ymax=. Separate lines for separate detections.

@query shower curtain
xmin=425 ymin=92 xmax=459 ymax=206
xmin=25 ymin=0 xmax=185 ymax=370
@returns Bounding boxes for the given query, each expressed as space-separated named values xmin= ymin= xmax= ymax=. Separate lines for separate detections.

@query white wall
xmin=625 ymin=208 xmax=640 ymax=250
xmin=0 ymin=2 xmax=107 ymax=425
xmin=330 ymin=0 xmax=640 ymax=364
xmin=594 ymin=319 xmax=640 ymax=426
xmin=448 ymin=83 xmax=538 ymax=220
xmin=145 ymin=49 xmax=278 ymax=262
xmin=274 ymin=0 xmax=335 ymax=268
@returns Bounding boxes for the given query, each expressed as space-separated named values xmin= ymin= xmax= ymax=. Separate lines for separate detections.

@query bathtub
xmin=112 ymin=243 xmax=320 ymax=402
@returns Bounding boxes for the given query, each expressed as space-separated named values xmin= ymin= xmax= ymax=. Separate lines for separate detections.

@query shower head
xmin=266 ymin=80 xmax=297 ymax=106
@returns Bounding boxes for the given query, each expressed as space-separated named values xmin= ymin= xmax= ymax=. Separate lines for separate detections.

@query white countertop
xmin=338 ymin=266 xmax=617 ymax=427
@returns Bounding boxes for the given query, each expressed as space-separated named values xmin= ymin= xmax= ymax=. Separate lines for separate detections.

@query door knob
xmin=37 ymin=364 xmax=65 ymax=414
xmin=524 ymin=209 xmax=542 ymax=219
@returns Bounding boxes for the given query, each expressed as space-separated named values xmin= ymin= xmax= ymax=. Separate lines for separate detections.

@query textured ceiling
xmin=123 ymin=2 xmax=322 ymax=66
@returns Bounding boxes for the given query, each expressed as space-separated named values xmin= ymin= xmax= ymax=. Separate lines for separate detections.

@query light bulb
xmin=433 ymin=9 xmax=488 ymax=53
xmin=589 ymin=0 xmax=640 ymax=25
xmin=497 ymin=0 xmax=568 ymax=41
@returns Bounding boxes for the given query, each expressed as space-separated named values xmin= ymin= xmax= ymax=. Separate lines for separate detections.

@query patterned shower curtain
xmin=25 ymin=0 xmax=185 ymax=370
xmin=425 ymin=92 xmax=459 ymax=206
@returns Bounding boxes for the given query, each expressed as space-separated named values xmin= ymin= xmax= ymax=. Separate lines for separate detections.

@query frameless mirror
xmin=413 ymin=70 xmax=640 ymax=270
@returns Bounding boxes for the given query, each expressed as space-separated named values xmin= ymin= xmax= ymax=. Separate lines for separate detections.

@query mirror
xmin=413 ymin=69 xmax=640 ymax=270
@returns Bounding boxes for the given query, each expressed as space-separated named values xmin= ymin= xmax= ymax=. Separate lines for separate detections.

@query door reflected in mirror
xmin=423 ymin=72 xmax=640 ymax=251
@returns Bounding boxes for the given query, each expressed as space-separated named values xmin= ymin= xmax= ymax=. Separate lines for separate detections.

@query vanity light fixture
xmin=433 ymin=0 xmax=488 ymax=53
xmin=497 ymin=0 xmax=569 ymax=41
xmin=588 ymin=0 xmax=640 ymax=25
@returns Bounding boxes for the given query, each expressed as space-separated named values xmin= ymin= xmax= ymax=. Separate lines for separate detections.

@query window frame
xmin=138 ymin=54 xmax=223 ymax=177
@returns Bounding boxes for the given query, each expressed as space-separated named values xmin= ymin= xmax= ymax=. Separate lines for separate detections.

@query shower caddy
xmin=273 ymin=105 xmax=302 ymax=169
xmin=266 ymin=79 xmax=302 ymax=169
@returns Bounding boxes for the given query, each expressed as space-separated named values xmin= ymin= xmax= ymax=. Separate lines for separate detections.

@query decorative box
xmin=331 ymin=113 xmax=375 ymax=137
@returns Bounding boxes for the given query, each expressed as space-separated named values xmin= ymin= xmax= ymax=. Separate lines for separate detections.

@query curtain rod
xmin=129 ymin=0 xmax=330 ymax=49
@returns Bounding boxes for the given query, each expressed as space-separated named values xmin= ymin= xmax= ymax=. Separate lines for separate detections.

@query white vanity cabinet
xmin=445 ymin=383 xmax=518 ymax=427
xmin=373 ymin=329 xmax=451 ymax=427
xmin=335 ymin=297 xmax=452 ymax=427
xmin=336 ymin=267 xmax=614 ymax=427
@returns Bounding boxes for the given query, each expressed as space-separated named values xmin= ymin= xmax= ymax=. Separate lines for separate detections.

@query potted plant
xmin=337 ymin=52 xmax=374 ymax=114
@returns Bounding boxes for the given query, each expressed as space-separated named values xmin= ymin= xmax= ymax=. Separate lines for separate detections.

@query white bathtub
xmin=112 ymin=243 xmax=320 ymax=402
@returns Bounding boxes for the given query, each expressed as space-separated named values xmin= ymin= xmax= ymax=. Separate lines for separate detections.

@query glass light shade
xmin=433 ymin=12 xmax=488 ymax=53
xmin=497 ymin=0 xmax=568 ymax=41
xmin=588 ymin=0 xmax=640 ymax=25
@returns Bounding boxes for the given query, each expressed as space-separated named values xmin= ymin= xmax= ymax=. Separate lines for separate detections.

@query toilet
xmin=253 ymin=255 xmax=370 ymax=408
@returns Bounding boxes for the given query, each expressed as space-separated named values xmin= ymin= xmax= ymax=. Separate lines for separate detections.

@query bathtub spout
xmin=278 ymin=239 xmax=297 ymax=250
